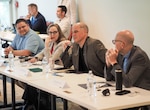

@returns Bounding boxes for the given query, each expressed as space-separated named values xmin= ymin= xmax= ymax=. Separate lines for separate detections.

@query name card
xmin=50 ymin=79 xmax=69 ymax=89
xmin=4 ymin=67 xmax=32 ymax=77
xmin=0 ymin=60 xmax=6 ymax=66
xmin=17 ymin=68 xmax=32 ymax=77
xmin=24 ymin=70 xmax=32 ymax=77
xmin=18 ymin=68 xmax=32 ymax=77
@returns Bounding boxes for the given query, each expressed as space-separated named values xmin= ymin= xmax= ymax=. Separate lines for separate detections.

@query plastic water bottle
xmin=87 ymin=70 xmax=97 ymax=97
xmin=49 ymin=57 xmax=54 ymax=73
xmin=8 ymin=51 xmax=14 ymax=71
xmin=42 ymin=57 xmax=49 ymax=74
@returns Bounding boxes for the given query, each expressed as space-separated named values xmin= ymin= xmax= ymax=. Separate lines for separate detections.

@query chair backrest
xmin=12 ymin=23 xmax=16 ymax=34
xmin=68 ymin=26 xmax=72 ymax=41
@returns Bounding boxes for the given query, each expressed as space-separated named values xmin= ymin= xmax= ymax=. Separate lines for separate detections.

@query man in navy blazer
xmin=25 ymin=3 xmax=47 ymax=34
xmin=61 ymin=22 xmax=107 ymax=77
xmin=105 ymin=30 xmax=150 ymax=91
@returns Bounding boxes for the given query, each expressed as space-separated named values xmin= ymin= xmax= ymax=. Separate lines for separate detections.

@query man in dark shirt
xmin=61 ymin=22 xmax=107 ymax=77
xmin=78 ymin=46 xmax=89 ymax=73
xmin=25 ymin=3 xmax=47 ymax=34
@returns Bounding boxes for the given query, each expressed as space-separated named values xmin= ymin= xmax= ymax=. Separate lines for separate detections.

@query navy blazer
xmin=28 ymin=12 xmax=47 ymax=34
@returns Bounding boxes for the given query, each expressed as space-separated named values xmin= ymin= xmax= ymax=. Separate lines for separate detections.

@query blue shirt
xmin=11 ymin=29 xmax=44 ymax=56
xmin=123 ymin=51 xmax=131 ymax=73
xmin=31 ymin=16 xmax=37 ymax=25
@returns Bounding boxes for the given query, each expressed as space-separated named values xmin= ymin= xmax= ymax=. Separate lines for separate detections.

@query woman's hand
xmin=45 ymin=37 xmax=52 ymax=48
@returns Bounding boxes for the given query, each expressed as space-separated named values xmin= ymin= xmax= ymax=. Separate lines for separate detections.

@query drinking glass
xmin=42 ymin=57 xmax=49 ymax=74
xmin=49 ymin=57 xmax=54 ymax=74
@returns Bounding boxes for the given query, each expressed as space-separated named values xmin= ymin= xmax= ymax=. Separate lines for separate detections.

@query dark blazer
xmin=61 ymin=37 xmax=107 ymax=77
xmin=105 ymin=46 xmax=150 ymax=90
xmin=28 ymin=12 xmax=47 ymax=34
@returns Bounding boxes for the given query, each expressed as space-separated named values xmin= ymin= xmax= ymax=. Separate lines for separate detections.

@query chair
xmin=68 ymin=26 xmax=72 ymax=41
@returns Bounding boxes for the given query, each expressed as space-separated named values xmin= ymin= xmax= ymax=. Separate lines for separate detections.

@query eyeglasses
xmin=112 ymin=40 xmax=123 ymax=44
xmin=48 ymin=31 xmax=58 ymax=35
xmin=72 ymin=30 xmax=79 ymax=34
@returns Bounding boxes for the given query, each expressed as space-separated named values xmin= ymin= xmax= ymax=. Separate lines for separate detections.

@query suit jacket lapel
xmin=73 ymin=45 xmax=79 ymax=71
xmin=83 ymin=39 xmax=89 ymax=69
xmin=125 ymin=46 xmax=135 ymax=73
xmin=118 ymin=46 xmax=135 ymax=74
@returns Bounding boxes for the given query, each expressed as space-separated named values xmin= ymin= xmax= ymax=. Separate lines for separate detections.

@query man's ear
xmin=121 ymin=41 xmax=126 ymax=48
xmin=62 ymin=11 xmax=65 ymax=16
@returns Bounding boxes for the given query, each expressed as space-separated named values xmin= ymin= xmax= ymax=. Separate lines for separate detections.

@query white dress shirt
xmin=55 ymin=16 xmax=71 ymax=38
xmin=57 ymin=0 xmax=77 ymax=24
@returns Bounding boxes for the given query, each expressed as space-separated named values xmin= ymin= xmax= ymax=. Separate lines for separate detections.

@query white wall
xmin=13 ymin=0 xmax=57 ymax=22
xmin=77 ymin=0 xmax=150 ymax=57
xmin=15 ymin=0 xmax=150 ymax=57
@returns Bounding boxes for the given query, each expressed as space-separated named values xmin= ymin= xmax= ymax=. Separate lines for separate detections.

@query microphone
xmin=60 ymin=43 xmax=72 ymax=60
xmin=60 ymin=42 xmax=73 ymax=68
xmin=64 ymin=43 xmax=72 ymax=53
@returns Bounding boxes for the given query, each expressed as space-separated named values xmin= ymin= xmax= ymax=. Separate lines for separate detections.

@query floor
xmin=0 ymin=77 xmax=84 ymax=110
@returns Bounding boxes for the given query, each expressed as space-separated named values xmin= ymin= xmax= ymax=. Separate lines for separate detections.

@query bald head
xmin=116 ymin=30 xmax=134 ymax=45
xmin=73 ymin=22 xmax=89 ymax=33
xmin=72 ymin=22 xmax=89 ymax=47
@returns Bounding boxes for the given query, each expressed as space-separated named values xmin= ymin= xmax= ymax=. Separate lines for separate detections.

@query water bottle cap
xmin=115 ymin=69 xmax=122 ymax=72
xmin=89 ymin=70 xmax=92 ymax=72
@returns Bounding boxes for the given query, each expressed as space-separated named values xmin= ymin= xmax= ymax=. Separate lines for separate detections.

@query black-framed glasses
xmin=48 ymin=31 xmax=58 ymax=35
xmin=112 ymin=40 xmax=123 ymax=44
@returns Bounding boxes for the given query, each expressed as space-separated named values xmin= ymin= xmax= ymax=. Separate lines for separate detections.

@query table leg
xmin=11 ymin=78 xmax=16 ymax=110
xmin=63 ymin=98 xmax=68 ymax=110
xmin=50 ymin=94 xmax=56 ymax=110
xmin=2 ymin=75 xmax=7 ymax=107
xmin=37 ymin=89 xmax=41 ymax=110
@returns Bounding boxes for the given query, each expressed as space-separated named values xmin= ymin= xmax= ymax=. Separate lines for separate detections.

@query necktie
xmin=123 ymin=57 xmax=128 ymax=73
xmin=31 ymin=17 xmax=34 ymax=25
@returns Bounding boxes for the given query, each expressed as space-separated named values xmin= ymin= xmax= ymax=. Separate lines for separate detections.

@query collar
xmin=123 ymin=50 xmax=131 ymax=59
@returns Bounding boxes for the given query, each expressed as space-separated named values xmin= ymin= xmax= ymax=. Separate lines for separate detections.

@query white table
xmin=0 ymin=57 xmax=150 ymax=110
xmin=27 ymin=73 xmax=150 ymax=110
xmin=0 ymin=57 xmax=46 ymax=110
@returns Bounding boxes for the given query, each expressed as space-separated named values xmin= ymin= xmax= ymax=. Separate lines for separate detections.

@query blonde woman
xmin=29 ymin=23 xmax=70 ymax=64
